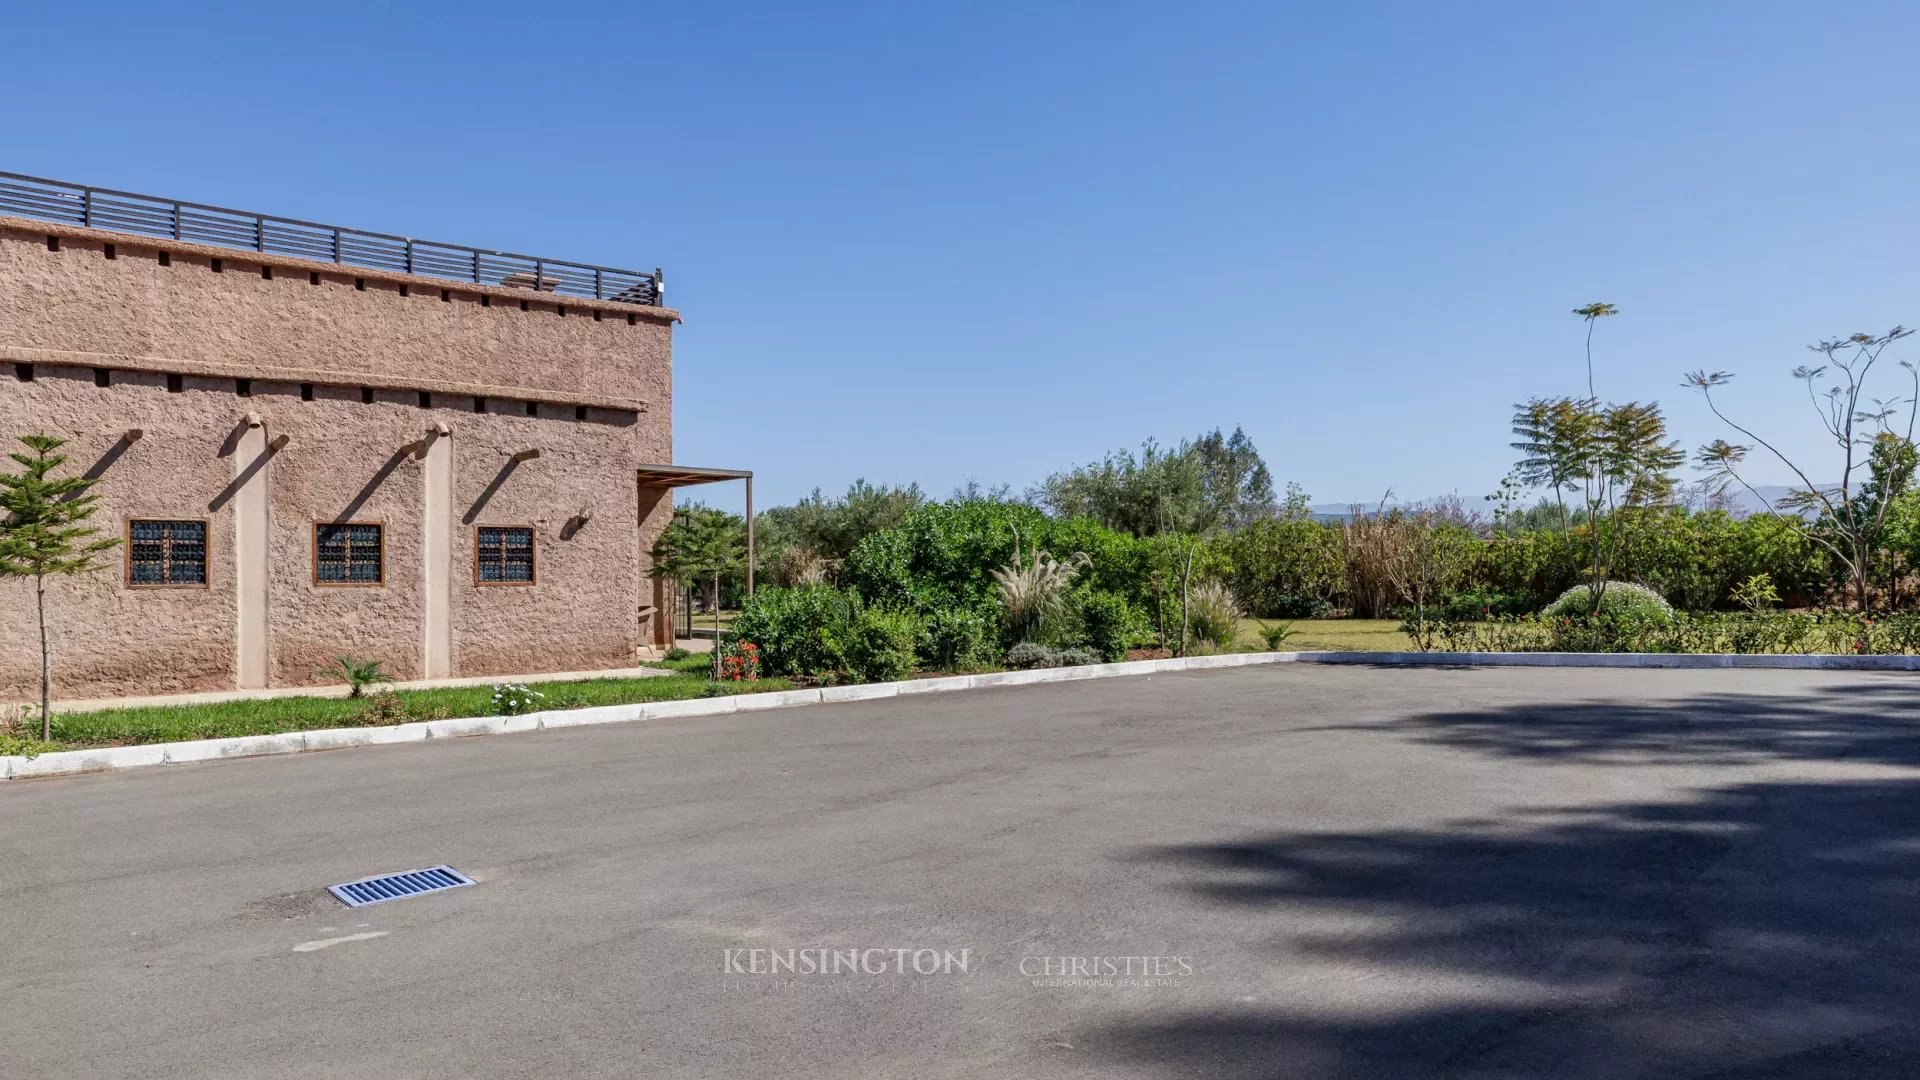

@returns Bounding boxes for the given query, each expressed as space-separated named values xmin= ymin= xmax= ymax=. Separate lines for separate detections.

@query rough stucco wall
xmin=0 ymin=221 xmax=677 ymax=700
xmin=452 ymin=401 xmax=658 ymax=676
xmin=0 ymin=366 xmax=241 ymax=698
xmin=259 ymin=383 xmax=430 ymax=686
xmin=0 ymin=224 xmax=672 ymax=411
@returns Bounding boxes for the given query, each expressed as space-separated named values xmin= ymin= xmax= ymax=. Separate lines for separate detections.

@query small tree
xmin=1380 ymin=499 xmax=1481 ymax=650
xmin=0 ymin=434 xmax=120 ymax=738
xmin=649 ymin=505 xmax=746 ymax=677
xmin=1509 ymin=398 xmax=1682 ymax=614
xmin=1687 ymin=327 xmax=1916 ymax=610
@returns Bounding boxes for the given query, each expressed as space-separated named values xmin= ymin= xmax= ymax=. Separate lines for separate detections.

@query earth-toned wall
xmin=0 ymin=219 xmax=674 ymax=701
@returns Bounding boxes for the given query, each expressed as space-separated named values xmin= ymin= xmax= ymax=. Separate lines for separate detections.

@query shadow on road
xmin=1310 ymin=679 xmax=1920 ymax=767
xmin=1091 ymin=683 xmax=1920 ymax=1078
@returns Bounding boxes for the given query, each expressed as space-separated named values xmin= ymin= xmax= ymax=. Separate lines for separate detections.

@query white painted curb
xmin=3 ymin=647 xmax=1912 ymax=781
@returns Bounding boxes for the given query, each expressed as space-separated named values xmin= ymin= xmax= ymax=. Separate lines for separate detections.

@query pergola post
xmin=634 ymin=463 xmax=757 ymax=642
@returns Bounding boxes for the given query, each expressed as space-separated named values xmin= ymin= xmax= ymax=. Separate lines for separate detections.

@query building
xmin=0 ymin=172 xmax=749 ymax=701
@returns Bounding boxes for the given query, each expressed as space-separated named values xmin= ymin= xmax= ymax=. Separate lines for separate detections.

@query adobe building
xmin=0 ymin=172 xmax=750 ymax=701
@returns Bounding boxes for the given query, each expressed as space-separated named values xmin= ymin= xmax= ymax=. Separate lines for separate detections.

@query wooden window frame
xmin=312 ymin=520 xmax=386 ymax=587
xmin=474 ymin=524 xmax=537 ymax=587
xmin=124 ymin=517 xmax=211 ymax=590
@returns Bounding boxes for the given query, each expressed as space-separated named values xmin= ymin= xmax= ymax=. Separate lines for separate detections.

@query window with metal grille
xmin=127 ymin=519 xmax=207 ymax=586
xmin=315 ymin=523 xmax=384 ymax=585
xmin=476 ymin=526 xmax=536 ymax=585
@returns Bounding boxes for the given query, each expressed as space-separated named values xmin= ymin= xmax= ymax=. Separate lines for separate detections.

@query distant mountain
xmin=1308 ymin=485 xmax=1815 ymax=522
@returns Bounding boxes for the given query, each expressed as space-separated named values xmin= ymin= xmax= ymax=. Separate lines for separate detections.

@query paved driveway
xmin=3 ymin=665 xmax=1918 ymax=1078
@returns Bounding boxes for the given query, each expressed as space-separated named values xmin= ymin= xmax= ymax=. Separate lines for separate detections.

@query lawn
xmin=1234 ymin=617 xmax=1412 ymax=652
xmin=9 ymin=673 xmax=793 ymax=754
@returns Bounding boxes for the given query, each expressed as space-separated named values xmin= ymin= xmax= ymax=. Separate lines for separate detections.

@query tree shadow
xmin=1094 ymin=774 xmax=1920 ymax=1077
xmin=1304 ymin=678 xmax=1920 ymax=768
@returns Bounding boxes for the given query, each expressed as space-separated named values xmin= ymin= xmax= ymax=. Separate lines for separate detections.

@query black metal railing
xmin=0 ymin=171 xmax=662 ymax=306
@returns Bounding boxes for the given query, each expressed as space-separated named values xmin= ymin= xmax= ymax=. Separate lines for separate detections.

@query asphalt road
xmin=4 ymin=665 xmax=1919 ymax=1079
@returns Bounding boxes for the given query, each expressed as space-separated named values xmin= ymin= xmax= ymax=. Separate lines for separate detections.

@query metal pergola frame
xmin=636 ymin=464 xmax=756 ymax=614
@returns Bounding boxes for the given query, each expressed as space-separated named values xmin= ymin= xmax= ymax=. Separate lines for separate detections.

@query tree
xmin=755 ymin=479 xmax=923 ymax=581
xmin=1379 ymin=499 xmax=1481 ymax=650
xmin=0 ymin=434 xmax=120 ymax=738
xmin=1509 ymin=398 xmax=1682 ymax=614
xmin=1687 ymin=326 xmax=1917 ymax=610
xmin=1033 ymin=426 xmax=1274 ymax=537
xmin=1572 ymin=302 xmax=1619 ymax=399
xmin=648 ymin=504 xmax=746 ymax=676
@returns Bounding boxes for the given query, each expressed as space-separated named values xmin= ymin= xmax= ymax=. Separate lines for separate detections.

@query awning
xmin=635 ymin=463 xmax=757 ymax=595
xmin=635 ymin=463 xmax=752 ymax=488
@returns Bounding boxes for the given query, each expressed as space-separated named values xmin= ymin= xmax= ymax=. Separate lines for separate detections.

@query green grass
xmin=27 ymin=674 xmax=792 ymax=753
xmin=648 ymin=652 xmax=717 ymax=675
xmin=1234 ymin=618 xmax=1412 ymax=652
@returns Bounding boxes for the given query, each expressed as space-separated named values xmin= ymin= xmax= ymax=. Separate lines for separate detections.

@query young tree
xmin=1509 ymin=398 xmax=1681 ymax=614
xmin=0 ymin=434 xmax=120 ymax=738
xmin=1687 ymin=326 xmax=1917 ymax=610
xmin=1378 ymin=499 xmax=1481 ymax=651
xmin=648 ymin=504 xmax=746 ymax=676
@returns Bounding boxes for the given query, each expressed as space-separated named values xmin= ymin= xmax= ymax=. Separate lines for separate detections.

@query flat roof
xmin=0 ymin=171 xmax=663 ymax=307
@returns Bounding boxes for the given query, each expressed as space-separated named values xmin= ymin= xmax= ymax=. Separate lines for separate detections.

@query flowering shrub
xmin=491 ymin=683 xmax=546 ymax=716
xmin=717 ymin=640 xmax=762 ymax=682
xmin=1541 ymin=582 xmax=1673 ymax=621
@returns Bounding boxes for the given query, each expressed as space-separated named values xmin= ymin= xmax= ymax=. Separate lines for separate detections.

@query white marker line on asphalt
xmin=292 ymin=931 xmax=389 ymax=953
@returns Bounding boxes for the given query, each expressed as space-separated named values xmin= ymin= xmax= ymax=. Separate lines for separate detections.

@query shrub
xmin=922 ymin=607 xmax=995 ymax=671
xmin=1439 ymin=588 xmax=1534 ymax=620
xmin=662 ymin=645 xmax=692 ymax=661
xmin=1004 ymin=642 xmax=1100 ymax=669
xmin=491 ymin=683 xmax=546 ymax=715
xmin=845 ymin=607 xmax=921 ymax=682
xmin=1005 ymin=642 xmax=1055 ymax=669
xmin=1217 ymin=517 xmax=1343 ymax=618
xmin=1541 ymin=581 xmax=1673 ymax=620
xmin=1730 ymin=572 xmax=1780 ymax=612
xmin=716 ymin=640 xmax=761 ymax=681
xmin=1075 ymin=590 xmax=1138 ymax=662
xmin=1186 ymin=581 xmax=1243 ymax=649
xmin=728 ymin=586 xmax=855 ymax=676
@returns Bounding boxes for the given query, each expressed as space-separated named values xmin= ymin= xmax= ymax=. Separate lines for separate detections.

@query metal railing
xmin=0 ymin=171 xmax=662 ymax=306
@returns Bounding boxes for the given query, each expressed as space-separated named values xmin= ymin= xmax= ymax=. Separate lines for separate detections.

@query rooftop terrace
xmin=0 ymin=171 xmax=661 ymax=307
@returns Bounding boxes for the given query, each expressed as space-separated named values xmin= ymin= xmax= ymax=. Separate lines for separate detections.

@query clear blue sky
xmin=8 ymin=2 xmax=1917 ymax=512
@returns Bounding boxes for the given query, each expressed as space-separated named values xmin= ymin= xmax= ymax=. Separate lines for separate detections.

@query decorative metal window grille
xmin=316 ymin=523 xmax=384 ymax=584
xmin=477 ymin=526 xmax=535 ymax=584
xmin=128 ymin=520 xmax=207 ymax=586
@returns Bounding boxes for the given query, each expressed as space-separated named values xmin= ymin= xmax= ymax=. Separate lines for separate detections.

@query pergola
xmin=635 ymin=462 xmax=756 ymax=601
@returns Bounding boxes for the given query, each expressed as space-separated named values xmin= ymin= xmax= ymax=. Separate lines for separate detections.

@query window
xmin=476 ymin=526 xmax=536 ymax=585
xmin=315 ymin=523 xmax=384 ymax=585
xmin=127 ymin=520 xmax=207 ymax=587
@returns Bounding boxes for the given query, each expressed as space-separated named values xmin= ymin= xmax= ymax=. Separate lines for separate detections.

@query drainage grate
xmin=328 ymin=865 xmax=474 ymax=908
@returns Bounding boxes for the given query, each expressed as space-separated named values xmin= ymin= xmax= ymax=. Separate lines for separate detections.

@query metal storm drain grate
xmin=328 ymin=865 xmax=474 ymax=908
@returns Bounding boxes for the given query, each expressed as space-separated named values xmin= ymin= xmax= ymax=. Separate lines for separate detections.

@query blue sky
xmin=8 ymin=2 xmax=1918 ymax=511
